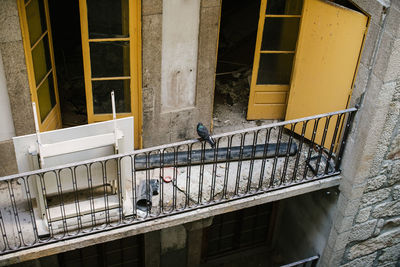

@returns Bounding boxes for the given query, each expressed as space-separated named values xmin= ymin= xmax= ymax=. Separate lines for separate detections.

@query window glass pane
xmin=26 ymin=0 xmax=47 ymax=46
xmin=261 ymin=18 xmax=300 ymax=51
xmin=90 ymin=42 xmax=130 ymax=78
xmin=37 ymin=75 xmax=56 ymax=120
xmin=92 ymin=80 xmax=131 ymax=114
xmin=87 ymin=0 xmax=129 ymax=39
xmin=32 ymin=35 xmax=52 ymax=85
xmin=266 ymin=0 xmax=303 ymax=15
xmin=257 ymin=53 xmax=294 ymax=84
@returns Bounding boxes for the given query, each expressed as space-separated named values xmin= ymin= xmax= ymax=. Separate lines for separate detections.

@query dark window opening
xmin=48 ymin=0 xmax=87 ymax=128
xmin=213 ymin=0 xmax=260 ymax=131
xmin=202 ymin=203 xmax=276 ymax=262
xmin=58 ymin=234 xmax=145 ymax=267
xmin=329 ymin=0 xmax=365 ymax=14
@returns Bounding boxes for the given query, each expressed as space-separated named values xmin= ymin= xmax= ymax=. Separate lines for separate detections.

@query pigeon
xmin=197 ymin=122 xmax=216 ymax=148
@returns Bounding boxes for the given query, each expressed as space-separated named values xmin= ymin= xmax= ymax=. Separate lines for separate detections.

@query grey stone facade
xmin=0 ymin=0 xmax=399 ymax=266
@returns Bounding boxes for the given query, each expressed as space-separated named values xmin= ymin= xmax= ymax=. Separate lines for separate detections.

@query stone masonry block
xmin=347 ymin=228 xmax=400 ymax=260
xmin=360 ymin=21 xmax=380 ymax=67
xmin=374 ymin=218 xmax=385 ymax=236
xmin=337 ymin=194 xmax=362 ymax=218
xmin=351 ymin=62 xmax=369 ymax=106
xmin=388 ymin=160 xmax=400 ymax=185
xmin=349 ymin=220 xmax=378 ymax=242
xmin=339 ymin=177 xmax=365 ymax=200
xmin=360 ymin=188 xmax=391 ymax=207
xmin=393 ymin=185 xmax=400 ymax=200
xmin=334 ymin=231 xmax=351 ymax=251
xmin=378 ymin=242 xmax=400 ymax=263
xmin=388 ymin=135 xmax=400 ymax=160
xmin=385 ymin=6 xmax=400 ymax=38
xmin=372 ymin=200 xmax=400 ymax=218
xmin=356 ymin=206 xmax=372 ymax=223
xmin=384 ymin=38 xmax=400 ymax=83
xmin=365 ymin=175 xmax=387 ymax=193
xmin=341 ymin=252 xmax=377 ymax=267
xmin=373 ymin=31 xmax=395 ymax=82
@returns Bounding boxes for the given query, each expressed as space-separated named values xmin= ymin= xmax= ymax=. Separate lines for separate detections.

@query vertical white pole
xmin=32 ymin=102 xmax=47 ymax=220
xmin=111 ymin=91 xmax=119 ymax=153
xmin=32 ymin=102 xmax=44 ymax=168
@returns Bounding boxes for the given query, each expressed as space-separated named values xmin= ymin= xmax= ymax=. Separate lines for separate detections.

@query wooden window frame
xmin=79 ymin=0 xmax=142 ymax=148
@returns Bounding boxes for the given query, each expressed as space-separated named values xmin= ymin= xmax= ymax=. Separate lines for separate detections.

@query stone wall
xmin=141 ymin=0 xmax=220 ymax=147
xmin=341 ymin=84 xmax=400 ymax=266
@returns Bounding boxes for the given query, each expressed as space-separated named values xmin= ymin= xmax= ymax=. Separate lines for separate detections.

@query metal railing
xmin=0 ymin=108 xmax=356 ymax=255
xmin=280 ymin=255 xmax=319 ymax=267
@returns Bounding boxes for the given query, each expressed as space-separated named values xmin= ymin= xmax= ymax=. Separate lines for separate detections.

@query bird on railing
xmin=197 ymin=122 xmax=216 ymax=148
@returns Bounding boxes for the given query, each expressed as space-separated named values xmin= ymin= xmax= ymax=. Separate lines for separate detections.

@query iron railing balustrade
xmin=0 ymin=108 xmax=356 ymax=255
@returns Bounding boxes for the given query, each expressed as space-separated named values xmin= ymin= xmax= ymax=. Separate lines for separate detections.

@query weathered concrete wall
xmin=321 ymin=0 xmax=400 ymax=266
xmin=0 ymin=53 xmax=15 ymax=141
xmin=141 ymin=0 xmax=220 ymax=147
xmin=274 ymin=189 xmax=339 ymax=264
xmin=0 ymin=140 xmax=18 ymax=176
xmin=161 ymin=0 xmax=200 ymax=112
xmin=0 ymin=0 xmax=34 ymax=137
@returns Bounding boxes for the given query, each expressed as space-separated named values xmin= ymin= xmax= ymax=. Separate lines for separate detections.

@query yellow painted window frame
xmin=247 ymin=0 xmax=303 ymax=119
xmin=79 ymin=0 xmax=142 ymax=149
xmin=17 ymin=0 xmax=62 ymax=132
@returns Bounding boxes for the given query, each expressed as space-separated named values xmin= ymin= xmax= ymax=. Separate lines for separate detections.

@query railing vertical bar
xmin=102 ymin=162 xmax=110 ymax=226
xmin=210 ymin=138 xmax=220 ymax=202
xmin=172 ymin=148 xmax=178 ymax=210
xmin=258 ymin=129 xmax=271 ymax=190
xmin=280 ymin=123 xmax=296 ymax=186
xmin=234 ymin=133 xmax=245 ymax=195
xmin=314 ymin=116 xmax=331 ymax=175
xmin=291 ymin=121 xmax=307 ymax=182
xmin=87 ymin=164 xmax=96 ymax=230
xmin=116 ymin=158 xmax=123 ymax=223
xmin=324 ymin=114 xmax=343 ymax=174
xmin=0 ymin=208 xmax=9 ymax=251
xmin=222 ymin=136 xmax=233 ymax=199
xmin=269 ymin=126 xmax=283 ymax=188
xmin=39 ymin=173 xmax=53 ymax=238
xmin=155 ymin=151 xmax=162 ymax=216
xmin=246 ymin=131 xmax=259 ymax=193
xmin=55 ymin=170 xmax=68 ymax=237
xmin=23 ymin=177 xmax=39 ymax=243
xmin=7 ymin=180 xmax=24 ymax=248
xmin=186 ymin=145 xmax=193 ymax=208
xmin=198 ymin=142 xmax=206 ymax=204
xmin=303 ymin=119 xmax=320 ymax=179
xmin=145 ymin=153 xmax=151 ymax=217
xmin=72 ymin=167 xmax=83 ymax=232
xmin=335 ymin=110 xmax=356 ymax=171
xmin=132 ymin=155 xmax=138 ymax=218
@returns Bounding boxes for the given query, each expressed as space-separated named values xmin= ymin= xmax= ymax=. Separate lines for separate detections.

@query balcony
xmin=0 ymin=108 xmax=356 ymax=257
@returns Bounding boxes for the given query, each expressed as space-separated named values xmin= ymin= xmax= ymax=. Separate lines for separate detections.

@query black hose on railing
xmin=133 ymin=143 xmax=298 ymax=170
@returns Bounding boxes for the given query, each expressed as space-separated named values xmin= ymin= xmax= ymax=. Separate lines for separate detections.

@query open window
xmin=18 ymin=0 xmax=62 ymax=132
xmin=247 ymin=0 xmax=367 ymax=122
xmin=18 ymin=0 xmax=142 ymax=148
